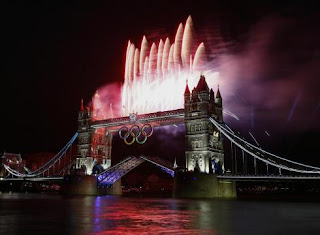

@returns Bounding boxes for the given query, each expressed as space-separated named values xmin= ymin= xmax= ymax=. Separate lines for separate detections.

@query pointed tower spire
xmin=210 ymin=88 xmax=214 ymax=101
xmin=184 ymin=79 xmax=190 ymax=95
xmin=215 ymin=84 xmax=223 ymax=122
xmin=80 ymin=99 xmax=84 ymax=112
xmin=184 ymin=79 xmax=191 ymax=105
xmin=216 ymin=84 xmax=222 ymax=98
xmin=196 ymin=74 xmax=209 ymax=92
xmin=174 ymin=157 xmax=178 ymax=169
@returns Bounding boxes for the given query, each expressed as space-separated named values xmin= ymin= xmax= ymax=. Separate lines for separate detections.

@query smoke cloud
xmin=93 ymin=15 xmax=319 ymax=140
xmin=92 ymin=82 xmax=122 ymax=119
xmin=217 ymin=15 xmax=320 ymax=135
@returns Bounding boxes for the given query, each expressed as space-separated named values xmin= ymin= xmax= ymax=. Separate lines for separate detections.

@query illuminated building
xmin=184 ymin=75 xmax=224 ymax=173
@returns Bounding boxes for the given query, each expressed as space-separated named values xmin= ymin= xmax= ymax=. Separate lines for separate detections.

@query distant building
xmin=0 ymin=152 xmax=25 ymax=177
xmin=23 ymin=152 xmax=56 ymax=171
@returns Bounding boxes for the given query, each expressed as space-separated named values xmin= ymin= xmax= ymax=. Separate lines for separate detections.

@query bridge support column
xmin=173 ymin=172 xmax=236 ymax=199
xmin=61 ymin=175 xmax=99 ymax=196
xmin=98 ymin=179 xmax=122 ymax=196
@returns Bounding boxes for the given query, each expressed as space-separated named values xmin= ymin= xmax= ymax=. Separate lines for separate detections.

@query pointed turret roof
xmin=173 ymin=157 xmax=178 ymax=169
xmin=210 ymin=88 xmax=214 ymax=100
xmin=196 ymin=75 xmax=209 ymax=92
xmin=89 ymin=101 xmax=94 ymax=113
xmin=80 ymin=99 xmax=84 ymax=111
xmin=216 ymin=85 xmax=222 ymax=99
xmin=184 ymin=80 xmax=190 ymax=95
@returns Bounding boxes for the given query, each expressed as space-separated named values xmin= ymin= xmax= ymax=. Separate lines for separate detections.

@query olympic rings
xmin=124 ymin=131 xmax=135 ymax=145
xmin=119 ymin=126 xmax=128 ymax=138
xmin=136 ymin=130 xmax=147 ymax=144
xmin=141 ymin=124 xmax=153 ymax=137
xmin=118 ymin=124 xmax=154 ymax=145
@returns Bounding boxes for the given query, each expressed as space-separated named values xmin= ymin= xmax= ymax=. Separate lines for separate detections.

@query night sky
xmin=2 ymin=1 xmax=319 ymax=166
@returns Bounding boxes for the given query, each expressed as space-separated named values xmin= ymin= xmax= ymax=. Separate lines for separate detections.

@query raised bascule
xmin=2 ymin=16 xmax=320 ymax=198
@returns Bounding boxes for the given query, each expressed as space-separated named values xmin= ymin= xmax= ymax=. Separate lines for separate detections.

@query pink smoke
xmin=92 ymin=14 xmax=319 ymax=136
xmin=92 ymin=83 xmax=122 ymax=120
xmin=218 ymin=15 xmax=320 ymax=133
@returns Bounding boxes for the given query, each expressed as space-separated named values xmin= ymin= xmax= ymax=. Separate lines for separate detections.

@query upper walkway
xmin=91 ymin=109 xmax=185 ymax=130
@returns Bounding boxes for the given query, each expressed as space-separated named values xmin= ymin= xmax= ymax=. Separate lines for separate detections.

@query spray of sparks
xmin=92 ymin=16 xmax=219 ymax=120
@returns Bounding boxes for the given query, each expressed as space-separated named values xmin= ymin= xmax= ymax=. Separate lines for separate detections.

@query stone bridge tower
xmin=184 ymin=75 xmax=224 ymax=174
xmin=76 ymin=99 xmax=111 ymax=175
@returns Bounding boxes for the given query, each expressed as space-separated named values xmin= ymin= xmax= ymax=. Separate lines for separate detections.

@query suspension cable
xmin=209 ymin=118 xmax=320 ymax=174
xmin=215 ymin=119 xmax=320 ymax=171
xmin=4 ymin=133 xmax=78 ymax=177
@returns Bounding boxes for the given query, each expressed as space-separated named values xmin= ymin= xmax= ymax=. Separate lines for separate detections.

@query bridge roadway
xmin=217 ymin=175 xmax=320 ymax=181
xmin=2 ymin=175 xmax=320 ymax=183
xmin=0 ymin=177 xmax=63 ymax=182
xmin=90 ymin=109 xmax=185 ymax=130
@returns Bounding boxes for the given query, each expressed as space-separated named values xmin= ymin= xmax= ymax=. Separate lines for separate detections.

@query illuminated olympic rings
xmin=119 ymin=124 xmax=153 ymax=145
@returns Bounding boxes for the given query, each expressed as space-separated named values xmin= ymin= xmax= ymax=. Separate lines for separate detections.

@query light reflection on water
xmin=0 ymin=193 xmax=320 ymax=234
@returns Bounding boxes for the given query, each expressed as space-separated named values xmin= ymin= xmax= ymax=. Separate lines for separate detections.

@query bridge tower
xmin=76 ymin=99 xmax=93 ymax=174
xmin=76 ymin=99 xmax=111 ymax=175
xmin=184 ymin=75 xmax=224 ymax=174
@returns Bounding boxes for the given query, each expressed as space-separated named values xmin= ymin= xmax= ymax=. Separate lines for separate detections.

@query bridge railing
xmin=140 ymin=156 xmax=175 ymax=177
xmin=91 ymin=109 xmax=185 ymax=128
xmin=96 ymin=155 xmax=176 ymax=186
xmin=97 ymin=156 xmax=145 ymax=186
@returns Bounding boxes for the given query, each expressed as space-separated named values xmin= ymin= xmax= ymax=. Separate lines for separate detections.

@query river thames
xmin=1 ymin=193 xmax=320 ymax=234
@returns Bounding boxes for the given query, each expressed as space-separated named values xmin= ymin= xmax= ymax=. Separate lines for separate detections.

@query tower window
xmin=213 ymin=131 xmax=219 ymax=138
xmin=191 ymin=140 xmax=203 ymax=148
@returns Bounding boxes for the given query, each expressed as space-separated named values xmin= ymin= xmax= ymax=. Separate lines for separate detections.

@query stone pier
xmin=61 ymin=175 xmax=99 ymax=196
xmin=173 ymin=172 xmax=236 ymax=199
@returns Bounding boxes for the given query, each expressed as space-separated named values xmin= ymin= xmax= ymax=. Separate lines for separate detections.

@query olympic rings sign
xmin=119 ymin=124 xmax=154 ymax=145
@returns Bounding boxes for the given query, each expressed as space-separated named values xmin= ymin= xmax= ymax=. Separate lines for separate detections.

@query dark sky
xmin=1 ymin=1 xmax=319 ymax=165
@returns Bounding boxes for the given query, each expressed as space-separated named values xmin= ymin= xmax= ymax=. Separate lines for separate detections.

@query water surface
xmin=0 ymin=193 xmax=320 ymax=234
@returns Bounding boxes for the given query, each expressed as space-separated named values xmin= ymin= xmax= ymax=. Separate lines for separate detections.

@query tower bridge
xmin=2 ymin=74 xmax=320 ymax=198
xmin=75 ymin=75 xmax=225 ymax=177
